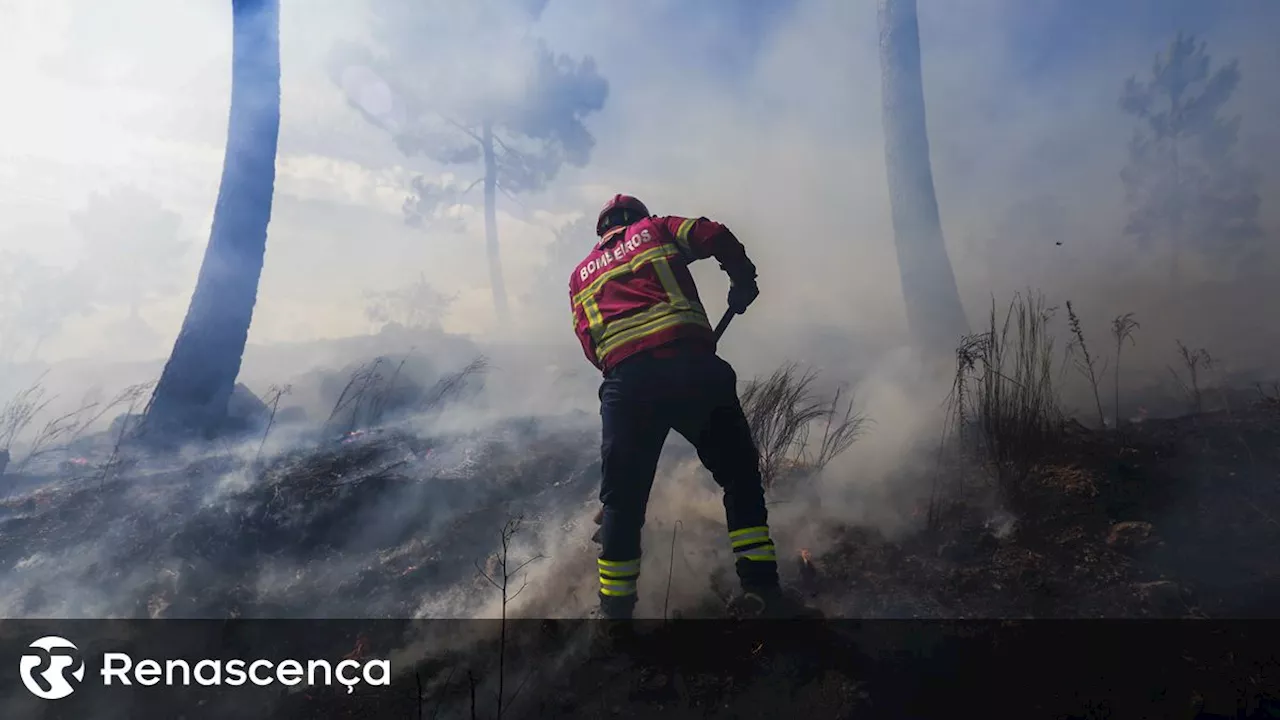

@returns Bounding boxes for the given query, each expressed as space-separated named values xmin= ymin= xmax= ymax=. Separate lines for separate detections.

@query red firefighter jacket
xmin=569 ymin=215 xmax=754 ymax=374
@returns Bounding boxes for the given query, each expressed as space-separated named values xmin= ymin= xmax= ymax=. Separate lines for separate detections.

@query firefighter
xmin=570 ymin=193 xmax=815 ymax=622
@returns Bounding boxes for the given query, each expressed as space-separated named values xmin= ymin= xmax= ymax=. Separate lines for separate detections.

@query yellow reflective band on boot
xmin=729 ymin=526 xmax=777 ymax=563
xmin=598 ymin=558 xmax=640 ymax=597
xmin=729 ymin=526 xmax=771 ymax=549
xmin=734 ymin=543 xmax=777 ymax=562
xmin=597 ymin=558 xmax=641 ymax=575
xmin=599 ymin=577 xmax=638 ymax=597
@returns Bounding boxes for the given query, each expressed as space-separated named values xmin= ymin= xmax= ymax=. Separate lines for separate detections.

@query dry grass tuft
xmin=0 ymin=378 xmax=54 ymax=453
xmin=947 ymin=291 xmax=1065 ymax=505
xmin=1110 ymin=313 xmax=1140 ymax=427
xmin=739 ymin=363 xmax=867 ymax=490
xmin=324 ymin=354 xmax=489 ymax=436
xmin=1065 ymin=301 xmax=1107 ymax=429
xmin=1169 ymin=341 xmax=1213 ymax=415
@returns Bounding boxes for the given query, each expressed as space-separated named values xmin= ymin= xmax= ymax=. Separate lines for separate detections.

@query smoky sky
xmin=0 ymin=0 xmax=1276 ymax=395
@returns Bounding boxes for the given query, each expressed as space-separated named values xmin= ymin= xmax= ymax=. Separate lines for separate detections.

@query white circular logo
xmin=19 ymin=636 xmax=85 ymax=700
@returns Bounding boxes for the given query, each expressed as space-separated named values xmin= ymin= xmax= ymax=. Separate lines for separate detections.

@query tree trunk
xmin=1168 ymin=134 xmax=1184 ymax=295
xmin=481 ymin=120 xmax=510 ymax=326
xmin=145 ymin=0 xmax=280 ymax=439
xmin=877 ymin=0 xmax=969 ymax=357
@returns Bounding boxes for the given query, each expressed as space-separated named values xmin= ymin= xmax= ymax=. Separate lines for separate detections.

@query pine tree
xmin=1119 ymin=33 xmax=1263 ymax=289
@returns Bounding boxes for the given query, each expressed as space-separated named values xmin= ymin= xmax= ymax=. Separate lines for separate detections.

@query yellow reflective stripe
xmin=674 ymin=218 xmax=697 ymax=256
xmin=599 ymin=564 xmax=640 ymax=579
xmin=650 ymin=256 xmax=691 ymax=311
xmin=730 ymin=529 xmax=771 ymax=549
xmin=735 ymin=543 xmax=776 ymax=556
xmin=598 ymin=559 xmax=639 ymax=596
xmin=598 ymin=303 xmax=675 ymax=338
xmin=572 ymin=246 xmax=678 ymax=306
xmin=581 ymin=296 xmax=605 ymax=344
xmin=595 ymin=310 xmax=710 ymax=363
xmin=596 ymin=299 xmax=707 ymax=342
xmin=736 ymin=544 xmax=777 ymax=562
xmin=729 ymin=526 xmax=770 ymax=539
xmin=597 ymin=311 xmax=704 ymax=358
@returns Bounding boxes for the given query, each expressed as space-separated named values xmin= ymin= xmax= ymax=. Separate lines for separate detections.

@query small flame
xmin=344 ymin=635 xmax=369 ymax=661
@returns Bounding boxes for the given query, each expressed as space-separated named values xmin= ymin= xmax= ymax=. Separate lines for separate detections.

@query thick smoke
xmin=0 ymin=0 xmax=1277 ymax=635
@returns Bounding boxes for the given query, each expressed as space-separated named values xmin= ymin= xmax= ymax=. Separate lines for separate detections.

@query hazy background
xmin=0 ymin=0 xmax=1278 ymax=641
xmin=2 ymin=0 xmax=1278 ymax=408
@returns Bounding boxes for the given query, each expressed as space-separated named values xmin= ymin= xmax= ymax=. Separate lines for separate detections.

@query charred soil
xmin=1 ymin=399 xmax=1277 ymax=718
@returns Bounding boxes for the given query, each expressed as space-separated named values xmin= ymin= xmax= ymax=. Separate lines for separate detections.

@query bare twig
xmin=428 ymin=667 xmax=455 ymax=720
xmin=442 ymin=115 xmax=483 ymax=145
xmin=0 ymin=376 xmax=54 ymax=451
xmin=1168 ymin=340 xmax=1213 ymax=414
xmin=16 ymin=403 xmax=96 ymax=472
xmin=324 ymin=358 xmax=386 ymax=436
xmin=416 ymin=671 xmax=424 ymax=720
xmin=468 ymin=671 xmax=477 ymax=720
xmin=474 ymin=515 xmax=544 ymax=719
xmin=69 ymin=385 xmax=146 ymax=444
xmin=1254 ymin=381 xmax=1280 ymax=406
xmin=805 ymin=385 xmax=868 ymax=471
xmin=255 ymin=384 xmax=292 ymax=464
xmin=97 ymin=384 xmax=154 ymax=489
xmin=663 ymin=520 xmax=682 ymax=621
xmin=1065 ymin=301 xmax=1108 ymax=429
xmin=369 ymin=350 xmax=413 ymax=426
xmin=421 ymin=356 xmax=489 ymax=413
xmin=504 ymin=667 xmax=538 ymax=716
xmin=1111 ymin=313 xmax=1140 ymax=427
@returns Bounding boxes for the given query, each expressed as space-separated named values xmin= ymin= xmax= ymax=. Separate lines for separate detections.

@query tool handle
xmin=713 ymin=308 xmax=734 ymax=342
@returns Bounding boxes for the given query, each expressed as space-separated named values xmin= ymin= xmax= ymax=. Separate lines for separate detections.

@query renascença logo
xmin=19 ymin=636 xmax=86 ymax=700
xmin=17 ymin=635 xmax=391 ymax=698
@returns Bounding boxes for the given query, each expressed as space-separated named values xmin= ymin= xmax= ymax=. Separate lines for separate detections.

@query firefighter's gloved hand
xmin=727 ymin=278 xmax=759 ymax=315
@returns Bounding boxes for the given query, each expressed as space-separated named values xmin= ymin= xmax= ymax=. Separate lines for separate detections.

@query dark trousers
xmin=596 ymin=349 xmax=779 ymax=616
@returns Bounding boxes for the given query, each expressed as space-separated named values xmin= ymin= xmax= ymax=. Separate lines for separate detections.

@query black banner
xmin=2 ymin=620 xmax=1278 ymax=719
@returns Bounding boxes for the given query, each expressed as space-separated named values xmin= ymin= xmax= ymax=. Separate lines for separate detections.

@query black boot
xmin=589 ymin=595 xmax=637 ymax=652
xmin=727 ymin=586 xmax=824 ymax=619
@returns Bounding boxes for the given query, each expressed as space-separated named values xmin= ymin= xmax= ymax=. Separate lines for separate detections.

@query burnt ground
xmin=473 ymin=401 xmax=1280 ymax=719
xmin=271 ymin=401 xmax=1280 ymax=719
xmin=809 ymin=401 xmax=1280 ymax=621
xmin=2 ymin=400 xmax=1279 ymax=718
xmin=0 ymin=417 xmax=603 ymax=619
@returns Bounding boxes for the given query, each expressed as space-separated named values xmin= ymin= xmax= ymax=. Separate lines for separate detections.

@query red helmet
xmin=595 ymin=194 xmax=650 ymax=237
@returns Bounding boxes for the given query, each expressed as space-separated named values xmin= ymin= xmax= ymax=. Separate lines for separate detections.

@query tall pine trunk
xmin=877 ymin=0 xmax=969 ymax=357
xmin=146 ymin=0 xmax=280 ymax=438
xmin=1168 ymin=131 xmax=1184 ymax=294
xmin=481 ymin=120 xmax=510 ymax=326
